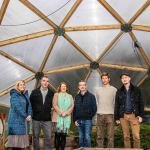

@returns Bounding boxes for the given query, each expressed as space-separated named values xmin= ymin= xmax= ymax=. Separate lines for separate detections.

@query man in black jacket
xmin=114 ymin=73 xmax=144 ymax=148
xmin=30 ymin=76 xmax=54 ymax=150
xmin=73 ymin=81 xmax=97 ymax=147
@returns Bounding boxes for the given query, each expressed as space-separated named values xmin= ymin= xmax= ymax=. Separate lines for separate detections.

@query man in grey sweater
xmin=96 ymin=72 xmax=117 ymax=148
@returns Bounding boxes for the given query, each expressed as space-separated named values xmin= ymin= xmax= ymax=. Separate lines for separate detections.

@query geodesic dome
xmin=0 ymin=0 xmax=150 ymax=107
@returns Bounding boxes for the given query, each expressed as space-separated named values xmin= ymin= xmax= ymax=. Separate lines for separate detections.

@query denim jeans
xmin=77 ymin=120 xmax=92 ymax=147
xmin=32 ymin=120 xmax=51 ymax=150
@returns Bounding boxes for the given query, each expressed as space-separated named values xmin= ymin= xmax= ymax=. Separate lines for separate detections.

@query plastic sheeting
xmin=106 ymin=0 xmax=147 ymax=22
xmin=0 ymin=0 xmax=51 ymax=41
xmin=48 ymin=68 xmax=89 ymax=95
xmin=101 ymin=33 xmax=147 ymax=67
xmin=0 ymin=55 xmax=33 ymax=91
xmin=65 ymin=0 xmax=118 ymax=27
xmin=1 ymin=35 xmax=53 ymax=70
xmin=67 ymin=30 xmax=120 ymax=60
xmin=28 ymin=0 xmax=76 ymax=25
xmin=44 ymin=36 xmax=89 ymax=70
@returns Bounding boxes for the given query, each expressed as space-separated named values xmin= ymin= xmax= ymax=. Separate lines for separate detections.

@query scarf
xmin=56 ymin=92 xmax=71 ymax=133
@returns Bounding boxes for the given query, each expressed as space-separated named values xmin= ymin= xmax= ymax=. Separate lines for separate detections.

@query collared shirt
xmin=40 ymin=87 xmax=48 ymax=104
xmin=125 ymin=88 xmax=132 ymax=112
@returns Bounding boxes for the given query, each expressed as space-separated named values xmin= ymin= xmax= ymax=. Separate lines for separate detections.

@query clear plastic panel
xmin=26 ymin=79 xmax=36 ymax=95
xmin=65 ymin=0 xmax=118 ymax=27
xmin=87 ymin=70 xmax=102 ymax=94
xmin=67 ymin=30 xmax=120 ymax=60
xmin=44 ymin=36 xmax=90 ymax=71
xmin=134 ymin=6 xmax=150 ymax=26
xmin=106 ymin=0 xmax=147 ymax=22
xmin=1 ymin=35 xmax=53 ymax=71
xmin=28 ymin=0 xmax=76 ymax=25
xmin=133 ymin=31 xmax=150 ymax=60
xmin=0 ymin=55 xmax=33 ymax=92
xmin=0 ymin=0 xmax=51 ymax=41
xmin=0 ymin=79 xmax=36 ymax=107
xmin=101 ymin=33 xmax=147 ymax=67
xmin=48 ymin=68 xmax=89 ymax=96
xmin=0 ymin=94 xmax=10 ymax=107
xmin=101 ymin=67 xmax=147 ymax=88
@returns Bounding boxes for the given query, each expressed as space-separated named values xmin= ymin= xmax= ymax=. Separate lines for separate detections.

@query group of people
xmin=5 ymin=72 xmax=144 ymax=150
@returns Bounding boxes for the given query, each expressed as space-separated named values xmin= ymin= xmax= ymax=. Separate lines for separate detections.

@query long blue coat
xmin=8 ymin=89 xmax=32 ymax=135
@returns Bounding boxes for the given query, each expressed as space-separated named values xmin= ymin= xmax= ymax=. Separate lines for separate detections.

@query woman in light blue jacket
xmin=6 ymin=80 xmax=32 ymax=150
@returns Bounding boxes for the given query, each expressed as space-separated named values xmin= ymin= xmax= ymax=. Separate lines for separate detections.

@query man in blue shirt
xmin=114 ymin=73 xmax=144 ymax=148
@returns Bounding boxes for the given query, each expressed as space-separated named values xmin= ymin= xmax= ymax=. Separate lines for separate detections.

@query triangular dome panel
xmin=48 ymin=68 xmax=89 ymax=95
xmin=28 ymin=0 xmax=76 ymax=25
xmin=0 ymin=0 xmax=51 ymax=41
xmin=87 ymin=70 xmax=102 ymax=94
xmin=65 ymin=0 xmax=118 ymax=27
xmin=106 ymin=0 xmax=147 ymax=22
xmin=101 ymin=33 xmax=147 ymax=67
xmin=44 ymin=36 xmax=90 ymax=71
xmin=67 ymin=30 xmax=120 ymax=60
xmin=133 ymin=31 xmax=150 ymax=60
xmin=134 ymin=5 xmax=150 ymax=26
xmin=1 ymin=35 xmax=53 ymax=71
xmin=0 ymin=55 xmax=33 ymax=92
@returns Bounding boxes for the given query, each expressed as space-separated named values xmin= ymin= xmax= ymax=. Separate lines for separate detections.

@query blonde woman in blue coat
xmin=5 ymin=80 xmax=32 ymax=150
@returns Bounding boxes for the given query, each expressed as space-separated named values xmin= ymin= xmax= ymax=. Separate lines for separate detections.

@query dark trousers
xmin=96 ymin=114 xmax=114 ymax=148
xmin=32 ymin=120 xmax=51 ymax=150
xmin=55 ymin=132 xmax=67 ymax=150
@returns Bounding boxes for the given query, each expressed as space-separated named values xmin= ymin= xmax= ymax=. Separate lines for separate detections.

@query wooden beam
xmin=19 ymin=0 xmax=58 ymax=29
xmin=44 ymin=63 xmax=90 ymax=75
xmin=63 ymin=33 xmax=93 ymax=62
xmin=0 ymin=75 xmax=35 ymax=97
xmin=0 ymin=25 xmax=120 ymax=46
xmin=129 ymin=32 xmax=150 ymax=68
xmin=132 ymin=25 xmax=150 ymax=32
xmin=97 ymin=0 xmax=125 ymax=24
xmin=65 ymin=24 xmax=120 ymax=32
xmin=0 ymin=50 xmax=36 ymax=73
xmin=97 ymin=31 xmax=124 ymax=62
xmin=39 ymin=35 xmax=58 ymax=71
xmin=100 ymin=63 xmax=148 ymax=72
xmin=128 ymin=0 xmax=150 ymax=24
xmin=0 ymin=29 xmax=54 ymax=46
xmin=60 ymin=0 xmax=82 ymax=27
xmin=84 ymin=69 xmax=92 ymax=82
xmin=137 ymin=74 xmax=148 ymax=87
xmin=0 ymin=0 xmax=10 ymax=24
xmin=144 ymin=107 xmax=150 ymax=112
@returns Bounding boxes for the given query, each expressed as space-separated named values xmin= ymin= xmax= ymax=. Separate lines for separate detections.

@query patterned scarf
xmin=56 ymin=93 xmax=71 ymax=133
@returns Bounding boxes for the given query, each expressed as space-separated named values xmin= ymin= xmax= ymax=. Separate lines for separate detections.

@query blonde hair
xmin=15 ymin=80 xmax=25 ymax=92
